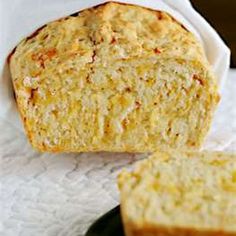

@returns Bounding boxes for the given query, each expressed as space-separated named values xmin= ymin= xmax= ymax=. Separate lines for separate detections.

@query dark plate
xmin=85 ymin=206 xmax=125 ymax=236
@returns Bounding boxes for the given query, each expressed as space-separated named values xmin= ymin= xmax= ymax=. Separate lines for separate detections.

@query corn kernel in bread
xmin=118 ymin=150 xmax=236 ymax=236
xmin=10 ymin=3 xmax=219 ymax=152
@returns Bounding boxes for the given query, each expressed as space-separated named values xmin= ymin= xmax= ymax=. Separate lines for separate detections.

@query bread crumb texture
xmin=118 ymin=150 xmax=236 ymax=236
xmin=10 ymin=2 xmax=219 ymax=152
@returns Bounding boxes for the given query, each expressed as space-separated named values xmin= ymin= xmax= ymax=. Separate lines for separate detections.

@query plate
xmin=85 ymin=206 xmax=125 ymax=236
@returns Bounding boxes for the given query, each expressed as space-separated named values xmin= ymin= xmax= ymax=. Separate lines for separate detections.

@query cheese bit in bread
xmin=10 ymin=2 xmax=219 ymax=152
xmin=118 ymin=150 xmax=236 ymax=236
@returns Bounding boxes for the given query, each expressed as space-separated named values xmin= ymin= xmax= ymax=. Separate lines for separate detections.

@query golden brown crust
xmin=122 ymin=205 xmax=236 ymax=236
xmin=124 ymin=222 xmax=236 ymax=236
xmin=10 ymin=2 xmax=219 ymax=152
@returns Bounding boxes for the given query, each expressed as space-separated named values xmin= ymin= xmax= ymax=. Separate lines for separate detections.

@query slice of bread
xmin=118 ymin=150 xmax=236 ymax=236
xmin=10 ymin=2 xmax=219 ymax=152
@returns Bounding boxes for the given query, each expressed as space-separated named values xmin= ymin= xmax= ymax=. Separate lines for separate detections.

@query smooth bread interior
xmin=10 ymin=3 xmax=219 ymax=152
xmin=118 ymin=151 xmax=236 ymax=234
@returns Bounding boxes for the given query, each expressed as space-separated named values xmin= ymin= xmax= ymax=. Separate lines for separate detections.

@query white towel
xmin=0 ymin=0 xmax=230 ymax=131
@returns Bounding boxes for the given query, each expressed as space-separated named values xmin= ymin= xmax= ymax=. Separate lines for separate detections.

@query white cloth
xmin=0 ymin=0 xmax=230 ymax=131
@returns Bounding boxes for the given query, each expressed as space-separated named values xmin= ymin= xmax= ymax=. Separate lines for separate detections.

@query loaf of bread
xmin=10 ymin=2 xmax=219 ymax=152
xmin=118 ymin=150 xmax=236 ymax=236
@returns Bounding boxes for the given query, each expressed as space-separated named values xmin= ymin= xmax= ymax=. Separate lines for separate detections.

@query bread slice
xmin=9 ymin=2 xmax=219 ymax=152
xmin=118 ymin=150 xmax=236 ymax=236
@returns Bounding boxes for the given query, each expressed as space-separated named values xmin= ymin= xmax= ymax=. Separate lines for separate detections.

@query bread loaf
xmin=118 ymin=150 xmax=236 ymax=236
xmin=10 ymin=2 xmax=219 ymax=152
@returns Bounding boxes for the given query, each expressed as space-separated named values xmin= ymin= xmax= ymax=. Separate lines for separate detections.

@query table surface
xmin=191 ymin=0 xmax=236 ymax=67
xmin=1 ymin=69 xmax=235 ymax=236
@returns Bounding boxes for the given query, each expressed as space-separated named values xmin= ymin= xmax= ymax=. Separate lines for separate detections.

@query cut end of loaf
xmin=10 ymin=2 xmax=219 ymax=152
xmin=118 ymin=150 xmax=236 ymax=236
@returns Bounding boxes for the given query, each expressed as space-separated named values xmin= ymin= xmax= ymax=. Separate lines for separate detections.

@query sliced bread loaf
xmin=10 ymin=2 xmax=219 ymax=152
